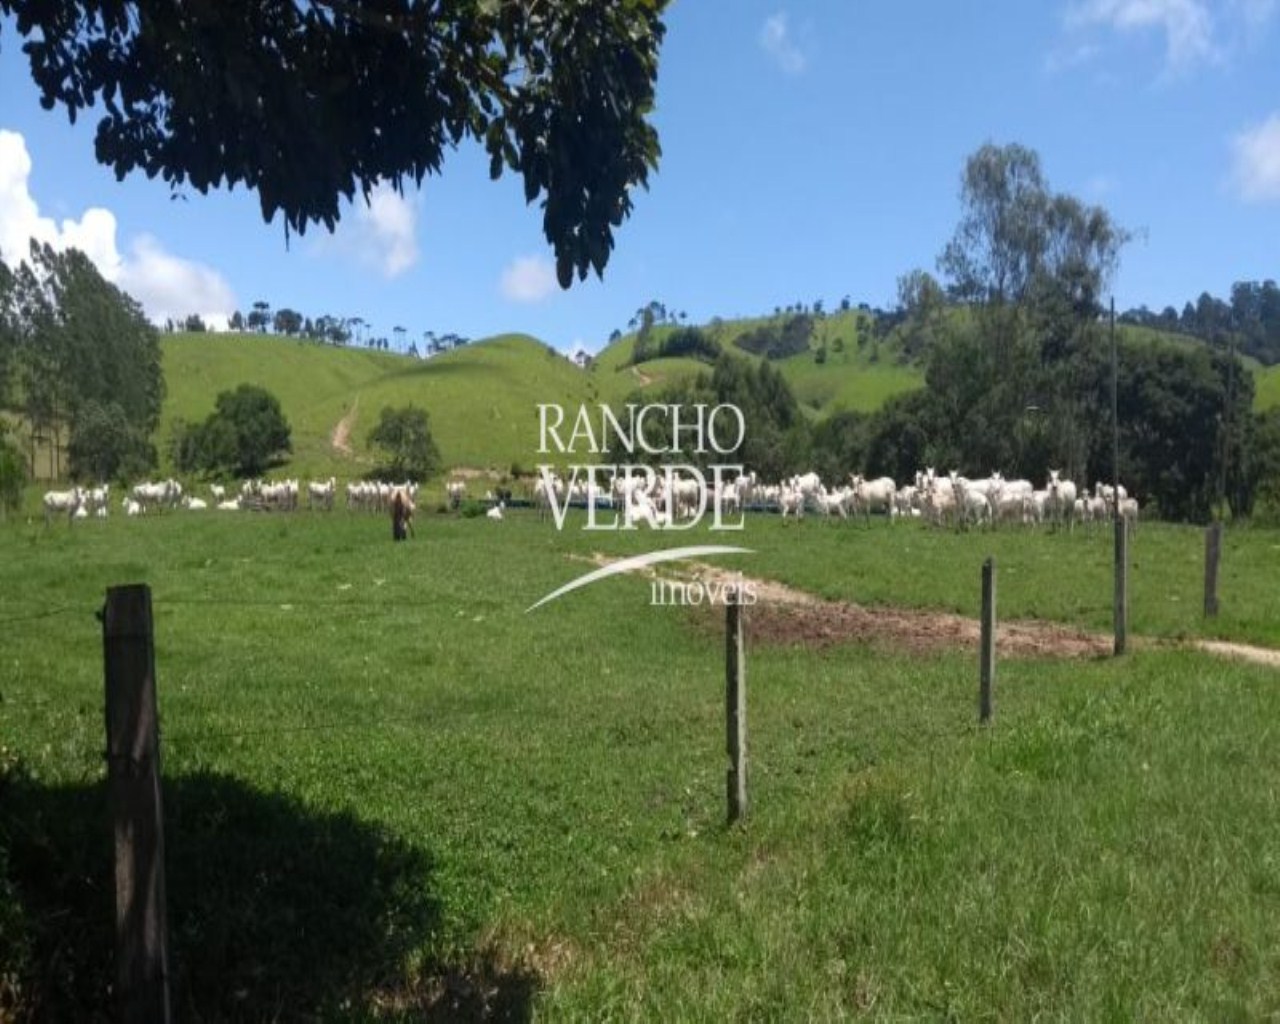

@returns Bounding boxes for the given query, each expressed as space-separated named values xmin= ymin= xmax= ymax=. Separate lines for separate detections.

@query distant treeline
xmin=172 ymin=301 xmax=470 ymax=358
xmin=1120 ymin=281 xmax=1280 ymax=365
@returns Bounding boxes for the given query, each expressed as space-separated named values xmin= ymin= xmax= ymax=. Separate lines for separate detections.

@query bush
xmin=0 ymin=427 xmax=25 ymax=517
xmin=176 ymin=384 xmax=291 ymax=477
xmin=67 ymin=400 xmax=155 ymax=482
xmin=367 ymin=405 xmax=441 ymax=482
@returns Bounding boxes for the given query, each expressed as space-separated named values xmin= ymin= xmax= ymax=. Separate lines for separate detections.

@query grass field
xmin=4 ymin=512 xmax=1280 ymax=1018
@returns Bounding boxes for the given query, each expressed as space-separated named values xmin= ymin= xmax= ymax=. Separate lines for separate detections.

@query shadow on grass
xmin=1 ymin=769 xmax=537 ymax=1021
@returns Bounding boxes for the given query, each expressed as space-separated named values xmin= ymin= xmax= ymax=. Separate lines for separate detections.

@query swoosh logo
xmin=526 ymin=545 xmax=754 ymax=613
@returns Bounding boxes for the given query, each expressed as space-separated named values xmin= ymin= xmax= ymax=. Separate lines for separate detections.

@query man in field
xmin=391 ymin=489 xmax=414 ymax=541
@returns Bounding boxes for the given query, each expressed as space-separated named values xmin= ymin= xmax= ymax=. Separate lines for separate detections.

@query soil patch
xmin=575 ymin=554 xmax=1280 ymax=666
xmin=1193 ymin=640 xmax=1280 ymax=669
xmin=331 ymin=397 xmax=358 ymax=455
xmin=579 ymin=554 xmax=1110 ymax=659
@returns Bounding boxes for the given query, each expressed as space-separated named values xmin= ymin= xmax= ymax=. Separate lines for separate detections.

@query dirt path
xmin=581 ymin=554 xmax=1280 ymax=666
xmin=331 ymin=397 xmax=359 ymax=455
xmin=1193 ymin=640 xmax=1280 ymax=668
xmin=631 ymin=366 xmax=654 ymax=386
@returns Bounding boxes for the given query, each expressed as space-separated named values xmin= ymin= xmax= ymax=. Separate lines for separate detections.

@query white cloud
xmin=499 ymin=255 xmax=558 ymax=303
xmin=1065 ymin=0 xmax=1218 ymax=72
xmin=0 ymin=128 xmax=236 ymax=326
xmin=117 ymin=235 xmax=237 ymax=328
xmin=1044 ymin=41 xmax=1102 ymax=72
xmin=1233 ymin=0 xmax=1277 ymax=31
xmin=1231 ymin=112 xmax=1280 ymax=200
xmin=315 ymin=182 xmax=420 ymax=278
xmin=759 ymin=12 xmax=808 ymax=75
xmin=1062 ymin=0 xmax=1278 ymax=73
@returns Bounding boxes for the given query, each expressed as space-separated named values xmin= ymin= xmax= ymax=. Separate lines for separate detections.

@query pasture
xmin=3 ymin=511 xmax=1280 ymax=1018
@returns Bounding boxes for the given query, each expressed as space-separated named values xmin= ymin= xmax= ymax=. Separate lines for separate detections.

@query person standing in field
xmin=391 ymin=489 xmax=413 ymax=541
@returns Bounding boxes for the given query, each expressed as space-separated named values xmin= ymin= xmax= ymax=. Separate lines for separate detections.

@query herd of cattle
xmin=532 ymin=466 xmax=1139 ymax=529
xmin=39 ymin=477 xmax=417 ymax=523
xmin=40 ymin=467 xmax=1139 ymax=530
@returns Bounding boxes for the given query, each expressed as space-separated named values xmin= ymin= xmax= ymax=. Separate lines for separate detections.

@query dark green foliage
xmin=658 ymin=326 xmax=720 ymax=363
xmin=1099 ymin=343 xmax=1255 ymax=521
xmin=0 ymin=423 xmax=23 ymax=515
xmin=1248 ymin=409 xmax=1280 ymax=521
xmin=177 ymin=384 xmax=292 ymax=477
xmin=66 ymin=399 xmax=156 ymax=482
xmin=1 ymin=243 xmax=163 ymax=480
xmin=367 ymin=405 xmax=441 ymax=482
xmin=809 ymin=409 xmax=869 ymax=482
xmin=733 ymin=314 xmax=814 ymax=359
xmin=2 ymin=0 xmax=667 ymax=288
xmin=618 ymin=355 xmax=806 ymax=480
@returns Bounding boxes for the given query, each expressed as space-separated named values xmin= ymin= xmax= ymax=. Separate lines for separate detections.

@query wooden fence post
xmin=103 ymin=584 xmax=172 ymax=1024
xmin=979 ymin=557 xmax=996 ymax=725
xmin=1114 ymin=516 xmax=1129 ymax=656
xmin=1204 ymin=522 xmax=1222 ymax=618
xmin=726 ymin=596 xmax=747 ymax=824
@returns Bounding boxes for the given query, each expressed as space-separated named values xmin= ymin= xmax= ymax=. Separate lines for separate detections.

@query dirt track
xmin=583 ymin=554 xmax=1280 ymax=665
xmin=331 ymin=397 xmax=358 ymax=455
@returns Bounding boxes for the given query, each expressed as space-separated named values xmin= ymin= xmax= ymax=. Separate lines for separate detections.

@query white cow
xmin=308 ymin=477 xmax=336 ymax=511
xmin=43 ymin=487 xmax=84 ymax=525
xmin=849 ymin=475 xmax=896 ymax=523
xmin=1046 ymin=470 xmax=1078 ymax=529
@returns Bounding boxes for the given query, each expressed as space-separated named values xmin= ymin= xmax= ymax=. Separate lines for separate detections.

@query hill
xmin=152 ymin=312 xmax=1278 ymax=483
xmin=159 ymin=332 xmax=597 ymax=478
xmin=592 ymin=310 xmax=926 ymax=417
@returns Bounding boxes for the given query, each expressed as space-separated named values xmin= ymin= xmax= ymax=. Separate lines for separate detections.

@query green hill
xmin=144 ymin=313 xmax=1280 ymax=483
xmin=592 ymin=310 xmax=927 ymax=416
xmin=160 ymin=332 xmax=597 ymax=478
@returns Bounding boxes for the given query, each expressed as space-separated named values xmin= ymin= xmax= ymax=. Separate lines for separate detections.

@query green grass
xmin=594 ymin=311 xmax=926 ymax=418
xmin=4 ymin=512 xmax=1280 ymax=1017
xmin=1256 ymin=363 xmax=1280 ymax=412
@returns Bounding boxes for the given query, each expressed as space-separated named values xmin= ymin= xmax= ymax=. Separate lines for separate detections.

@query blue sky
xmin=2 ymin=1 xmax=1278 ymax=355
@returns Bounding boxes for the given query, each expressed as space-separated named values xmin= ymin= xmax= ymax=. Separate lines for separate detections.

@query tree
xmin=2 ymin=242 xmax=163 ymax=479
xmin=0 ymin=422 xmax=24 ymax=516
xmin=247 ymin=300 xmax=272 ymax=333
xmin=184 ymin=313 xmax=208 ymax=332
xmin=229 ymin=310 xmax=245 ymax=332
xmin=177 ymin=384 xmax=291 ymax=477
xmin=367 ymin=405 xmax=441 ymax=482
xmin=67 ymin=399 xmax=155 ymax=482
xmin=939 ymin=143 xmax=1126 ymax=313
xmin=273 ymin=308 xmax=303 ymax=336
xmin=3 ymin=0 xmax=668 ymax=288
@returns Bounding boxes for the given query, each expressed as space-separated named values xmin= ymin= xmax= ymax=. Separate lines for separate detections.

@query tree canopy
xmin=0 ymin=0 xmax=668 ymax=287
xmin=367 ymin=404 xmax=441 ymax=481
xmin=176 ymin=384 xmax=292 ymax=478
xmin=0 ymin=242 xmax=163 ymax=480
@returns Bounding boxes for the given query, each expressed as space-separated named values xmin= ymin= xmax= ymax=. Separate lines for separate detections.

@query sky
xmin=1 ymin=1 xmax=1278 ymax=356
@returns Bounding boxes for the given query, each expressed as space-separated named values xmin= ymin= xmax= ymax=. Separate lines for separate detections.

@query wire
xmin=0 ymin=605 xmax=85 ymax=628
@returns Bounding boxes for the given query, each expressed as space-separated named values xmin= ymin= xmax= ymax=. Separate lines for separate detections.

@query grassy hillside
xmin=1256 ymin=364 xmax=1280 ymax=411
xmin=149 ymin=315 xmax=1278 ymax=485
xmin=160 ymin=332 xmax=596 ymax=477
xmin=593 ymin=311 xmax=927 ymax=417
